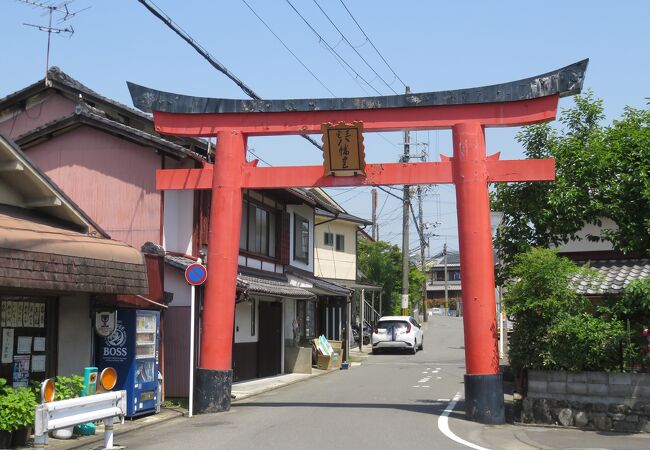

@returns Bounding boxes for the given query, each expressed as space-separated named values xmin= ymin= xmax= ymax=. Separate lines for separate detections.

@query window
xmin=335 ymin=234 xmax=345 ymax=252
xmin=296 ymin=300 xmax=316 ymax=340
xmin=240 ymin=200 xmax=276 ymax=257
xmin=293 ymin=214 xmax=310 ymax=263
xmin=450 ymin=270 xmax=461 ymax=281
xmin=324 ymin=232 xmax=333 ymax=246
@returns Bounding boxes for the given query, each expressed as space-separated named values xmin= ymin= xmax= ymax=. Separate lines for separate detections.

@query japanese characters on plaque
xmin=321 ymin=122 xmax=366 ymax=176
xmin=0 ymin=301 xmax=45 ymax=328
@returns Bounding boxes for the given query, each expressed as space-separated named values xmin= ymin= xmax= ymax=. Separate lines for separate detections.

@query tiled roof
xmin=239 ymin=273 xmax=314 ymax=299
xmin=164 ymin=255 xmax=313 ymax=299
xmin=572 ymin=259 xmax=650 ymax=295
xmin=15 ymin=102 xmax=203 ymax=161
xmin=0 ymin=67 xmax=208 ymax=155
xmin=315 ymin=208 xmax=372 ymax=226
xmin=288 ymin=272 xmax=352 ymax=296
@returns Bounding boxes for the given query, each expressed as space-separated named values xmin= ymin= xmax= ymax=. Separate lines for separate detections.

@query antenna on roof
xmin=19 ymin=0 xmax=91 ymax=80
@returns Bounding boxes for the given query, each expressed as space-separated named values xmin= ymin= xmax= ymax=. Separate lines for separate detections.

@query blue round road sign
xmin=185 ymin=263 xmax=207 ymax=286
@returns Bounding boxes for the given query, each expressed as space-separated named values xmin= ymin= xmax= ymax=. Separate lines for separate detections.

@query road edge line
xmin=438 ymin=392 xmax=492 ymax=450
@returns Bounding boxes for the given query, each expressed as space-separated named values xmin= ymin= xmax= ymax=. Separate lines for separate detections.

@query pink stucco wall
xmin=25 ymin=126 xmax=162 ymax=248
xmin=0 ymin=93 xmax=76 ymax=139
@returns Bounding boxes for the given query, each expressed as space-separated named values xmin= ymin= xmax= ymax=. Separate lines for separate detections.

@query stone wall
xmin=521 ymin=370 xmax=650 ymax=432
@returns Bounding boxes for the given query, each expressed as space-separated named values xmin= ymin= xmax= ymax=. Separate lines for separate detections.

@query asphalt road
xmin=115 ymin=316 xmax=650 ymax=450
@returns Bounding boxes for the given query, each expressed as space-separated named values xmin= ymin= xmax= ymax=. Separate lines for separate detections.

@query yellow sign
xmin=321 ymin=122 xmax=366 ymax=176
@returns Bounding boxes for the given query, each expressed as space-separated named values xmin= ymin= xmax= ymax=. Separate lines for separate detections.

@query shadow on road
xmin=234 ymin=401 xmax=453 ymax=415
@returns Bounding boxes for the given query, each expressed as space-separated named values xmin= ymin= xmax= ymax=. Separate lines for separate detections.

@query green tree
xmin=358 ymin=239 xmax=401 ymax=315
xmin=357 ymin=239 xmax=427 ymax=316
xmin=504 ymin=248 xmax=624 ymax=373
xmin=492 ymin=92 xmax=650 ymax=281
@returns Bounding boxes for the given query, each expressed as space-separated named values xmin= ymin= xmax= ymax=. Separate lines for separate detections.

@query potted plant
xmin=0 ymin=378 xmax=13 ymax=448
xmin=0 ymin=382 xmax=38 ymax=448
xmin=50 ymin=375 xmax=84 ymax=440
xmin=8 ymin=386 xmax=37 ymax=447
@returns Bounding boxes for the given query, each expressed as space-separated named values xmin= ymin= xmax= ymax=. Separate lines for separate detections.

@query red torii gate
xmin=129 ymin=59 xmax=588 ymax=424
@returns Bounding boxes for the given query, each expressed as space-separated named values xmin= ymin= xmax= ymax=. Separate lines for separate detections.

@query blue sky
xmin=2 ymin=0 xmax=649 ymax=255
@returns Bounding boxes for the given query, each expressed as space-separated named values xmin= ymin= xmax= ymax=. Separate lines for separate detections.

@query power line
xmin=242 ymin=0 xmax=400 ymax=150
xmin=285 ymin=0 xmax=383 ymax=96
xmin=312 ymin=0 xmax=397 ymax=94
xmin=240 ymin=0 xmax=336 ymax=97
xmin=136 ymin=0 xmax=322 ymax=151
xmin=338 ymin=0 xmax=407 ymax=89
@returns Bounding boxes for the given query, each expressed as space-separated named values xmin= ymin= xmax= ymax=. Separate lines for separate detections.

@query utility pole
xmin=443 ymin=243 xmax=449 ymax=315
xmin=418 ymin=185 xmax=427 ymax=322
xmin=401 ymin=86 xmax=411 ymax=316
xmin=371 ymin=188 xmax=378 ymax=241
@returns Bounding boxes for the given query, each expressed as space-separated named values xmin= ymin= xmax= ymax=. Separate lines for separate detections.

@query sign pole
xmin=186 ymin=258 xmax=204 ymax=418
xmin=189 ymin=281 xmax=195 ymax=417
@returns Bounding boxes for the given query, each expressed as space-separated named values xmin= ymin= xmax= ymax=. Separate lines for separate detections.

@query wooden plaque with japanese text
xmin=321 ymin=122 xmax=366 ymax=176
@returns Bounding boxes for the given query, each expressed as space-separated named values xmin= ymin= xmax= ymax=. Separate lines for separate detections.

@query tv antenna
xmin=19 ymin=0 xmax=90 ymax=79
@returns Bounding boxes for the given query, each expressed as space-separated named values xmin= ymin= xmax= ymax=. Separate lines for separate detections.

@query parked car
xmin=371 ymin=316 xmax=423 ymax=355
xmin=430 ymin=307 xmax=442 ymax=315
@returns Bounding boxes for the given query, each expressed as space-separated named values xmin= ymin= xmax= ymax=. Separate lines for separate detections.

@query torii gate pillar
xmin=128 ymin=59 xmax=588 ymax=424
xmin=453 ymin=123 xmax=502 ymax=419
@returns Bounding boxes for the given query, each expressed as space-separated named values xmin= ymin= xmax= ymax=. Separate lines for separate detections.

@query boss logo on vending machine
xmin=103 ymin=323 xmax=128 ymax=359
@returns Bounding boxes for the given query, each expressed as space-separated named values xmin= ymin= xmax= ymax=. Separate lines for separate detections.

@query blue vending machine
xmin=96 ymin=309 xmax=160 ymax=417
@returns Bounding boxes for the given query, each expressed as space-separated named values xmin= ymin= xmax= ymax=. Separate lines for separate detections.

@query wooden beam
xmin=0 ymin=161 xmax=25 ymax=172
xmin=151 ymin=95 xmax=560 ymax=137
xmin=25 ymin=197 xmax=62 ymax=208
xmin=155 ymin=158 xmax=555 ymax=191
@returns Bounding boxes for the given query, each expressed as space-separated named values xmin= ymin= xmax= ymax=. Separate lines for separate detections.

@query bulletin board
xmin=0 ymin=297 xmax=56 ymax=387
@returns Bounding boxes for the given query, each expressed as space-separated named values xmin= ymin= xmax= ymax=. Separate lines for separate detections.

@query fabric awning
xmin=0 ymin=207 xmax=148 ymax=294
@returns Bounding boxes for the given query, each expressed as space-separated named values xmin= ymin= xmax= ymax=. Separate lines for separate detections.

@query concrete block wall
xmin=528 ymin=370 xmax=650 ymax=406
xmin=522 ymin=370 xmax=650 ymax=433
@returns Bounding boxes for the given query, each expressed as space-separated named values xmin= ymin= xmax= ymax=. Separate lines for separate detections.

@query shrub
xmin=505 ymin=248 xmax=600 ymax=373
xmin=0 ymin=386 xmax=37 ymax=431
xmin=54 ymin=375 xmax=84 ymax=401
xmin=543 ymin=313 xmax=624 ymax=371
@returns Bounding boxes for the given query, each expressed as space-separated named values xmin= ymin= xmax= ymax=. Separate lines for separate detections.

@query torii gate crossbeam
xmin=128 ymin=59 xmax=588 ymax=424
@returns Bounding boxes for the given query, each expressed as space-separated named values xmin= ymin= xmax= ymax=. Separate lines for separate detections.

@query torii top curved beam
xmin=128 ymin=59 xmax=588 ymax=115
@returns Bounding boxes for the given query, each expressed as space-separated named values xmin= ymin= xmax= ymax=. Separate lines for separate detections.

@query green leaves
xmin=492 ymin=92 xmax=650 ymax=282
xmin=54 ymin=375 xmax=84 ymax=401
xmin=0 ymin=386 xmax=37 ymax=431
xmin=505 ymin=248 xmax=624 ymax=373
xmin=357 ymin=239 xmax=426 ymax=315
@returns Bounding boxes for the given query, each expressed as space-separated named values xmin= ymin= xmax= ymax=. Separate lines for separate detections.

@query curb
xmin=64 ymin=409 xmax=186 ymax=450
xmin=232 ymin=367 xmax=341 ymax=403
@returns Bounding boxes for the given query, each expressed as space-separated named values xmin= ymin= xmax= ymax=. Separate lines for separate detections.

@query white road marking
xmin=438 ymin=393 xmax=492 ymax=450
xmin=437 ymin=377 xmax=442 ymax=379
xmin=412 ymin=385 xmax=420 ymax=388
xmin=437 ymin=398 xmax=450 ymax=402
xmin=421 ymin=385 xmax=430 ymax=388
xmin=418 ymin=378 xmax=431 ymax=383
xmin=422 ymin=371 xmax=429 ymax=374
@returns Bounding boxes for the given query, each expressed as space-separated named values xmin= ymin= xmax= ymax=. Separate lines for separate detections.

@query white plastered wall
xmin=164 ymin=266 xmax=191 ymax=307
xmin=162 ymin=157 xmax=195 ymax=255
xmin=57 ymin=295 xmax=92 ymax=376
xmin=314 ymin=219 xmax=357 ymax=280
xmin=234 ymin=300 xmax=258 ymax=344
